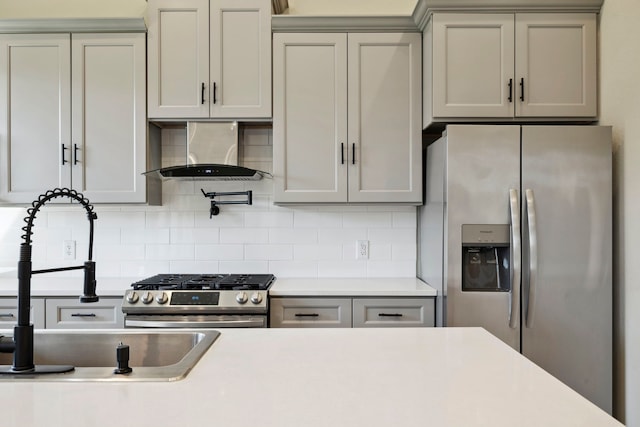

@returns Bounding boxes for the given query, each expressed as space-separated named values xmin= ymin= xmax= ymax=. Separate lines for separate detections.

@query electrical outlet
xmin=356 ymin=240 xmax=369 ymax=260
xmin=63 ymin=240 xmax=76 ymax=260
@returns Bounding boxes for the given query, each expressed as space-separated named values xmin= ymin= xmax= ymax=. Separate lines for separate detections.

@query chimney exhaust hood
xmin=144 ymin=121 xmax=270 ymax=181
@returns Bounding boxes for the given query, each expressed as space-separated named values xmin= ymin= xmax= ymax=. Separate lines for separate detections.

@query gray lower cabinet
xmin=45 ymin=297 xmax=124 ymax=329
xmin=352 ymin=298 xmax=434 ymax=328
xmin=270 ymin=298 xmax=352 ymax=328
xmin=270 ymin=297 xmax=435 ymax=328
xmin=0 ymin=297 xmax=45 ymax=329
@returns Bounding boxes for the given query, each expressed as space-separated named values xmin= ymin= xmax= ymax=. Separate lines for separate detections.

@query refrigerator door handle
xmin=525 ymin=189 xmax=538 ymax=328
xmin=509 ymin=188 xmax=521 ymax=329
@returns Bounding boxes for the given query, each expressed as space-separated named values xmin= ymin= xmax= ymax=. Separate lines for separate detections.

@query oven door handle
xmin=125 ymin=318 xmax=266 ymax=328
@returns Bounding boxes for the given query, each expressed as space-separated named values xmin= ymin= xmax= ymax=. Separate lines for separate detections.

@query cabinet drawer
xmin=270 ymin=298 xmax=352 ymax=328
xmin=0 ymin=297 xmax=45 ymax=329
xmin=45 ymin=298 xmax=124 ymax=329
xmin=353 ymin=298 xmax=435 ymax=328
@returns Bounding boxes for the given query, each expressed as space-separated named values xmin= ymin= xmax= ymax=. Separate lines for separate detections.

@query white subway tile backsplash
xmin=343 ymin=212 xmax=392 ymax=229
xmin=367 ymin=261 xmax=416 ymax=278
xmin=220 ymin=228 xmax=269 ymax=244
xmin=368 ymin=228 xmax=416 ymax=244
xmin=269 ymin=260 xmax=318 ymax=277
xmin=169 ymin=260 xmax=219 ymax=273
xmin=145 ymin=244 xmax=194 ymax=261
xmin=219 ymin=261 xmax=269 ymax=274
xmin=293 ymin=211 xmax=342 ymax=228
xmin=122 ymin=228 xmax=170 ymax=244
xmin=98 ymin=244 xmax=145 ymax=261
xmin=244 ymin=211 xmax=293 ymax=228
xmin=146 ymin=211 xmax=195 ymax=228
xmin=294 ymin=244 xmax=342 ymax=261
xmin=318 ymin=228 xmax=367 ymax=244
xmin=269 ymin=228 xmax=318 ymax=244
xmin=195 ymin=244 xmax=244 ymax=260
xmin=170 ymin=228 xmax=219 ymax=244
xmin=120 ymin=260 xmax=170 ymax=277
xmin=245 ymin=244 xmax=293 ymax=261
xmin=318 ymin=261 xmax=367 ymax=278
xmin=0 ymin=127 xmax=417 ymax=279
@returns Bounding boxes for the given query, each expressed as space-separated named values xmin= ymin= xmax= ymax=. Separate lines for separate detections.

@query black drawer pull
xmin=0 ymin=313 xmax=15 ymax=318
xmin=378 ymin=313 xmax=403 ymax=317
xmin=71 ymin=313 xmax=97 ymax=318
xmin=294 ymin=313 xmax=319 ymax=317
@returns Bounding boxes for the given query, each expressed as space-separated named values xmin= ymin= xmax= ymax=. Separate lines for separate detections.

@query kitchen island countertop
xmin=0 ymin=327 xmax=621 ymax=427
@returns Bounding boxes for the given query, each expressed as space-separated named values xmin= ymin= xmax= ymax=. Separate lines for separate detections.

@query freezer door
xmin=520 ymin=125 xmax=612 ymax=413
xmin=445 ymin=125 xmax=521 ymax=350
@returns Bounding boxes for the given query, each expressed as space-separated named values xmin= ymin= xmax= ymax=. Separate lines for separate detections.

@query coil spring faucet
xmin=0 ymin=188 xmax=99 ymax=375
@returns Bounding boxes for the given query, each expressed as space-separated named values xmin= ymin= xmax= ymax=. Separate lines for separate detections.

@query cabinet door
xmin=347 ymin=33 xmax=422 ymax=203
xmin=0 ymin=34 xmax=71 ymax=204
xmin=515 ymin=13 xmax=596 ymax=117
xmin=147 ymin=0 xmax=210 ymax=118
xmin=432 ymin=14 xmax=515 ymax=118
xmin=45 ymin=297 xmax=124 ymax=329
xmin=210 ymin=0 xmax=271 ymax=118
xmin=270 ymin=298 xmax=352 ymax=328
xmin=273 ymin=33 xmax=348 ymax=203
xmin=352 ymin=298 xmax=435 ymax=328
xmin=0 ymin=297 xmax=45 ymax=329
xmin=71 ymin=33 xmax=146 ymax=203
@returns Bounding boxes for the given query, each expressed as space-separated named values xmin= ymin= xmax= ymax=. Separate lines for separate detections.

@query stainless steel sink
xmin=0 ymin=329 xmax=220 ymax=382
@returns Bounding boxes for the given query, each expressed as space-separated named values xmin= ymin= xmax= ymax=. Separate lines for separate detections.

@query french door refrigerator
xmin=418 ymin=125 xmax=612 ymax=413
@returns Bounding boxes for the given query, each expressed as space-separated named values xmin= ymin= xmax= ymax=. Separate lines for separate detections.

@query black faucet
xmin=0 ymin=188 xmax=99 ymax=375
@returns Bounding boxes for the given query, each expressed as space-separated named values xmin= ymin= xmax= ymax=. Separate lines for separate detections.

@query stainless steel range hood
xmin=144 ymin=122 xmax=269 ymax=181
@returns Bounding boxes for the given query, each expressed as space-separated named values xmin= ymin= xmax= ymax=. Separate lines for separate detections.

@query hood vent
xmin=144 ymin=164 xmax=268 ymax=181
xmin=144 ymin=121 xmax=270 ymax=181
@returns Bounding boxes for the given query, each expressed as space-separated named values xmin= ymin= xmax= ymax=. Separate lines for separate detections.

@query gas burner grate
xmin=130 ymin=273 xmax=275 ymax=291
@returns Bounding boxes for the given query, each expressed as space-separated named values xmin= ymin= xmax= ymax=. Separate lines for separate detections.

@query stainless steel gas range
xmin=121 ymin=274 xmax=275 ymax=328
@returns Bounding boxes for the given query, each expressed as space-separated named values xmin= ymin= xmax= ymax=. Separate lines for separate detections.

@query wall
xmin=599 ymin=0 xmax=640 ymax=424
xmin=0 ymin=127 xmax=417 ymax=279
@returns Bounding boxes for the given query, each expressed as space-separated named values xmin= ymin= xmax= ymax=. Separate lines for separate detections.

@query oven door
xmin=125 ymin=314 xmax=267 ymax=328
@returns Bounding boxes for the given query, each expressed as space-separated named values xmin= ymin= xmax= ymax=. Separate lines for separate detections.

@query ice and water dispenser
xmin=461 ymin=224 xmax=511 ymax=292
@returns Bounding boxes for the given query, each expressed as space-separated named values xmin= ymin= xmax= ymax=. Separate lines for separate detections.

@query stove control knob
xmin=250 ymin=292 xmax=263 ymax=304
xmin=236 ymin=292 xmax=248 ymax=304
xmin=141 ymin=292 xmax=154 ymax=305
xmin=126 ymin=291 xmax=139 ymax=304
xmin=155 ymin=292 xmax=168 ymax=305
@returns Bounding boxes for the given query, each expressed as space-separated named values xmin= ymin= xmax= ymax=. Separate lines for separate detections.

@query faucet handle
xmin=80 ymin=260 xmax=99 ymax=303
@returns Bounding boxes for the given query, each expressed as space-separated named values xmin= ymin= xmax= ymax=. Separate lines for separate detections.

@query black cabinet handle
xmin=61 ymin=144 xmax=68 ymax=165
xmin=519 ymin=78 xmax=525 ymax=102
xmin=378 ymin=313 xmax=403 ymax=317
xmin=294 ymin=313 xmax=319 ymax=317
xmin=71 ymin=313 xmax=97 ymax=318
xmin=0 ymin=313 xmax=15 ymax=318
xmin=508 ymin=78 xmax=513 ymax=102
xmin=73 ymin=144 xmax=79 ymax=165
xmin=201 ymin=82 xmax=205 ymax=104
xmin=352 ymin=143 xmax=355 ymax=165
xmin=341 ymin=143 xmax=344 ymax=164
xmin=213 ymin=82 xmax=217 ymax=104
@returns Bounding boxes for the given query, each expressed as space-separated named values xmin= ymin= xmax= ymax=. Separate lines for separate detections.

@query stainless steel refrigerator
xmin=418 ymin=125 xmax=612 ymax=413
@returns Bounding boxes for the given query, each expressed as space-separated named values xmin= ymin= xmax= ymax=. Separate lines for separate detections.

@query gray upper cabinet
xmin=0 ymin=31 xmax=147 ymax=204
xmin=272 ymin=31 xmax=422 ymax=204
xmin=423 ymin=12 xmax=597 ymax=128
xmin=147 ymin=0 xmax=272 ymax=119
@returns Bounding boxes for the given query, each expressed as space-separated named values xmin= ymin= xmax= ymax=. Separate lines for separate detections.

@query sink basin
xmin=0 ymin=329 xmax=220 ymax=382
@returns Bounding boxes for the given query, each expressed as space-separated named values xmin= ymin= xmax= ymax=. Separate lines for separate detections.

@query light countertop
xmin=269 ymin=277 xmax=437 ymax=297
xmin=0 ymin=277 xmax=139 ymax=297
xmin=0 ymin=277 xmax=437 ymax=298
xmin=0 ymin=327 xmax=620 ymax=427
